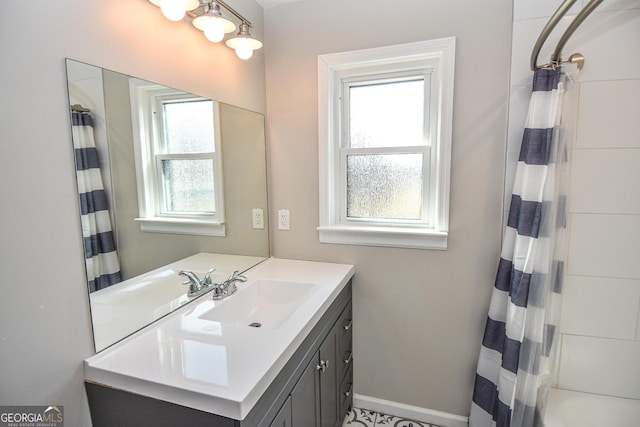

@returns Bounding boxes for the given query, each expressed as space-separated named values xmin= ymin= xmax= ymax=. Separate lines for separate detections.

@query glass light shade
xmin=149 ymin=0 xmax=199 ymax=11
xmin=160 ymin=0 xmax=187 ymax=21
xmin=234 ymin=39 xmax=254 ymax=60
xmin=191 ymin=1 xmax=236 ymax=37
xmin=184 ymin=0 xmax=199 ymax=10
xmin=225 ymin=23 xmax=262 ymax=60
xmin=225 ymin=35 xmax=263 ymax=51
xmin=192 ymin=15 xmax=236 ymax=35
xmin=204 ymin=19 xmax=225 ymax=43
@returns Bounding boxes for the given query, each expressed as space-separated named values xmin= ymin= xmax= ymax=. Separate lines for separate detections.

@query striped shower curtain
xmin=469 ymin=66 xmax=576 ymax=427
xmin=72 ymin=111 xmax=122 ymax=292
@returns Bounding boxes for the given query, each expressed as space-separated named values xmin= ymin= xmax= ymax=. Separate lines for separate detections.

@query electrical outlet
xmin=277 ymin=209 xmax=290 ymax=230
xmin=252 ymin=208 xmax=264 ymax=229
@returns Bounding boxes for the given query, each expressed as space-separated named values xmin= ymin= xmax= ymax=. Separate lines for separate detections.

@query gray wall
xmin=0 ymin=0 xmax=265 ymax=425
xmin=264 ymin=0 xmax=512 ymax=416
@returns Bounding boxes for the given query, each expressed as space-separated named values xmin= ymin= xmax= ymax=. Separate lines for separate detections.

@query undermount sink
xmin=198 ymin=279 xmax=317 ymax=328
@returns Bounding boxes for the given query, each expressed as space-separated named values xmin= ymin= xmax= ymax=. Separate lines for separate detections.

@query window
xmin=318 ymin=38 xmax=455 ymax=250
xmin=129 ymin=79 xmax=225 ymax=236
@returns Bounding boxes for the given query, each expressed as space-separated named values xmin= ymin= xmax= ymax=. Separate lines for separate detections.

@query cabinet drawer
xmin=339 ymin=364 xmax=354 ymax=418
xmin=338 ymin=304 xmax=353 ymax=345
xmin=339 ymin=335 xmax=352 ymax=383
xmin=337 ymin=304 xmax=352 ymax=382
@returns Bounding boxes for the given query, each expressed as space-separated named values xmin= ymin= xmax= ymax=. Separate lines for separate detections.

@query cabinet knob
xmin=343 ymin=352 xmax=353 ymax=365
xmin=343 ymin=320 xmax=353 ymax=331
xmin=316 ymin=360 xmax=328 ymax=372
xmin=344 ymin=384 xmax=353 ymax=397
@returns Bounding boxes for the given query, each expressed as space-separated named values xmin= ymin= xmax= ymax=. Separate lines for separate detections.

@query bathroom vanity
xmin=84 ymin=257 xmax=354 ymax=426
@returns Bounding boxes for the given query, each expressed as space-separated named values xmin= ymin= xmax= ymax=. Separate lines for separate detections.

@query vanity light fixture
xmin=192 ymin=2 xmax=236 ymax=43
xmin=225 ymin=22 xmax=263 ymax=60
xmin=148 ymin=0 xmax=263 ymax=60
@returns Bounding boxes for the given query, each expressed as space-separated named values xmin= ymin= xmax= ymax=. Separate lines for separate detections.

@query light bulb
xmin=235 ymin=38 xmax=254 ymax=60
xmin=160 ymin=0 xmax=186 ymax=21
xmin=204 ymin=18 xmax=225 ymax=43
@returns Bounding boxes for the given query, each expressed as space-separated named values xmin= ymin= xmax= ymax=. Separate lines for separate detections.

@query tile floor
xmin=343 ymin=408 xmax=443 ymax=427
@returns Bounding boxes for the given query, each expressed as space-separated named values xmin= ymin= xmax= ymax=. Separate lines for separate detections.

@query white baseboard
xmin=353 ymin=394 xmax=469 ymax=427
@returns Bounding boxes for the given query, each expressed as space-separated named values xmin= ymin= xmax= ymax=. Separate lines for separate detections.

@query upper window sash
xmin=340 ymin=71 xmax=433 ymax=149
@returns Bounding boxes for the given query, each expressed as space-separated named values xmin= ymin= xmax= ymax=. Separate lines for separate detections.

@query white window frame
xmin=129 ymin=78 xmax=226 ymax=236
xmin=317 ymin=37 xmax=455 ymax=250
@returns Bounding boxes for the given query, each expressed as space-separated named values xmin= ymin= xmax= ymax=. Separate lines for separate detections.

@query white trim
xmin=353 ymin=393 xmax=469 ymax=427
xmin=134 ymin=217 xmax=225 ymax=237
xmin=318 ymin=225 xmax=447 ymax=250
xmin=318 ymin=37 xmax=455 ymax=250
xmin=129 ymin=79 xmax=226 ymax=236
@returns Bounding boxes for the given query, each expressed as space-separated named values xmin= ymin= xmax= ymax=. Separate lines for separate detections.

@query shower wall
xmin=507 ymin=0 xmax=640 ymax=403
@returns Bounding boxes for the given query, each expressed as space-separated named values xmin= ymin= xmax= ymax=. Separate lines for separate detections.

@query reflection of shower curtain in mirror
xmin=72 ymin=112 xmax=121 ymax=292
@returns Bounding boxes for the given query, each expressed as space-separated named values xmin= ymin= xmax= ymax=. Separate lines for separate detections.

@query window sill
xmin=317 ymin=225 xmax=447 ymax=250
xmin=135 ymin=217 xmax=226 ymax=237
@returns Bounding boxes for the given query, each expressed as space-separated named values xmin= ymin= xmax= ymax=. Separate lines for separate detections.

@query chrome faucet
xmin=211 ymin=271 xmax=247 ymax=300
xmin=179 ymin=268 xmax=216 ymax=298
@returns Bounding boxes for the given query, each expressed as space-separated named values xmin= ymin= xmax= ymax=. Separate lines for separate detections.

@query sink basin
xmin=198 ymin=279 xmax=317 ymax=328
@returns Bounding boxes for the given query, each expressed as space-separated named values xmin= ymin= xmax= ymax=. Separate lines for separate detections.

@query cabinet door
xmin=319 ymin=328 xmax=339 ymax=427
xmin=291 ymin=356 xmax=320 ymax=427
xmin=270 ymin=396 xmax=292 ymax=427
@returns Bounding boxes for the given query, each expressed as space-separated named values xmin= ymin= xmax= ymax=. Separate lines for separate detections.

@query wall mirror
xmin=65 ymin=59 xmax=269 ymax=351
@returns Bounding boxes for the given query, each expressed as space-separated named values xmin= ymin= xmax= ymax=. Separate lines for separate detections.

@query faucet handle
xmin=178 ymin=270 xmax=202 ymax=295
xmin=223 ymin=271 xmax=247 ymax=296
xmin=203 ymin=268 xmax=217 ymax=286
xmin=228 ymin=271 xmax=247 ymax=282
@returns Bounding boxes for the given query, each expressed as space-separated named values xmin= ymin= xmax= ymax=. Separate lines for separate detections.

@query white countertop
xmin=84 ymin=257 xmax=354 ymax=420
xmin=90 ymin=253 xmax=266 ymax=351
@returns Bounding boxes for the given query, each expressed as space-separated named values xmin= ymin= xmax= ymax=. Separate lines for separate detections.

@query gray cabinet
xmin=270 ymin=397 xmax=292 ymax=427
xmin=85 ymin=281 xmax=352 ymax=427
xmin=290 ymin=302 xmax=353 ymax=427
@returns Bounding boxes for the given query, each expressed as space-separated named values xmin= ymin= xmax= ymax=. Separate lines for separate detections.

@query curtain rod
xmin=530 ymin=0 xmax=603 ymax=71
